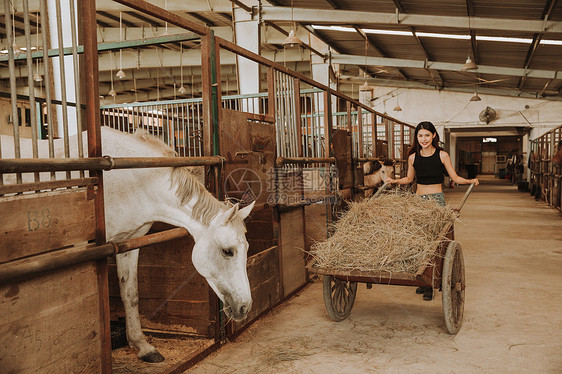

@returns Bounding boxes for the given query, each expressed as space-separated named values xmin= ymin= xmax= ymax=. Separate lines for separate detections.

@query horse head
xmin=192 ymin=201 xmax=255 ymax=321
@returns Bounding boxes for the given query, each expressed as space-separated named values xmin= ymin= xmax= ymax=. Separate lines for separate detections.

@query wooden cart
xmin=308 ymin=184 xmax=475 ymax=335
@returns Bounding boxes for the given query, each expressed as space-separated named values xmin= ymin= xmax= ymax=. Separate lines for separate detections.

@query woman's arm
xmin=386 ymin=153 xmax=415 ymax=185
xmin=440 ymin=151 xmax=479 ymax=186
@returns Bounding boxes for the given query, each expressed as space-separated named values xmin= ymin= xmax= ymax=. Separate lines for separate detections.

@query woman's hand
xmin=386 ymin=177 xmax=397 ymax=184
xmin=469 ymin=178 xmax=479 ymax=186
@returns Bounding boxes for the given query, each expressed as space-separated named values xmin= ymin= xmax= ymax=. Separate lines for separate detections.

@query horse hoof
xmin=141 ymin=351 xmax=165 ymax=363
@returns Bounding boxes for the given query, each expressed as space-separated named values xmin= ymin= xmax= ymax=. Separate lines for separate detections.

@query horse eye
xmin=222 ymin=247 xmax=234 ymax=257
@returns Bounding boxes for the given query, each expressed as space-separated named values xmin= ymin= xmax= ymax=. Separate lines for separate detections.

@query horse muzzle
xmin=223 ymin=297 xmax=252 ymax=321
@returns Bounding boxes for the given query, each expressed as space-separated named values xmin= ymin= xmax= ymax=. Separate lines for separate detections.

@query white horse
xmin=1 ymin=126 xmax=254 ymax=362
xmin=363 ymin=159 xmax=395 ymax=197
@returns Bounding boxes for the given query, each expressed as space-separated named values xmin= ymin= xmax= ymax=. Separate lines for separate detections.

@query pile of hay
xmin=312 ymin=190 xmax=457 ymax=273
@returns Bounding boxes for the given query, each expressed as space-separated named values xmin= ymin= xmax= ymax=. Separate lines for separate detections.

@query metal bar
xmin=372 ymin=113 xmax=377 ymax=157
xmin=112 ymin=0 xmax=209 ymax=36
xmin=54 ymin=0 xmax=71 ymax=179
xmin=23 ymin=0 xmax=40 ymax=183
xmin=324 ymin=91 xmax=332 ymax=158
xmin=276 ymin=157 xmax=336 ymax=167
xmin=358 ymin=107 xmax=364 ymax=158
xmin=115 ymin=228 xmax=188 ymax=253
xmin=355 ymin=157 xmax=382 ymax=162
xmin=273 ymin=71 xmax=281 ymax=157
xmin=4 ymin=0 xmax=22 ymax=184
xmin=294 ymin=78 xmax=302 ymax=157
xmin=0 ymin=225 xmax=191 ymax=285
xmin=215 ymin=36 xmax=403 ymax=121
xmin=0 ymin=18 xmax=201 ymax=62
xmin=0 ymin=156 xmax=224 ymax=173
xmin=0 ymin=243 xmax=117 ymax=284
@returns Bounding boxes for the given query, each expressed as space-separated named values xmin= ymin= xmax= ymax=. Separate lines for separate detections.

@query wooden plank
xmin=279 ymin=208 xmax=307 ymax=297
xmin=229 ymin=246 xmax=281 ymax=335
xmin=0 ymin=177 xmax=98 ymax=196
xmin=0 ymin=262 xmax=103 ymax=373
xmin=0 ymin=189 xmax=95 ymax=263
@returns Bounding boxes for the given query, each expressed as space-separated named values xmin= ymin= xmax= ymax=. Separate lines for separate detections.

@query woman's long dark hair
xmin=407 ymin=121 xmax=442 ymax=156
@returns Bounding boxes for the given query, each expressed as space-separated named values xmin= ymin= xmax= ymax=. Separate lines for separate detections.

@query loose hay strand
xmin=311 ymin=190 xmax=457 ymax=274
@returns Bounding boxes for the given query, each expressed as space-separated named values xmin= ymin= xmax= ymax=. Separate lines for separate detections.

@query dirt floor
xmin=187 ymin=176 xmax=562 ymax=373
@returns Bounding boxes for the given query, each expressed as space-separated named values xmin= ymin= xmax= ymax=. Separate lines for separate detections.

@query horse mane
xmin=364 ymin=161 xmax=382 ymax=175
xmin=134 ymin=131 xmax=177 ymax=157
xmin=134 ymin=130 xmax=227 ymax=226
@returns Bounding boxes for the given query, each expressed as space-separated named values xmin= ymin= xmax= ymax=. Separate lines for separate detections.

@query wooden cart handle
xmin=456 ymin=183 xmax=475 ymax=212
xmin=370 ymin=181 xmax=391 ymax=200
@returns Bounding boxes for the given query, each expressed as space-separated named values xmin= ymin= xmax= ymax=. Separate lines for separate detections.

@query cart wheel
xmin=442 ymin=241 xmax=466 ymax=334
xmin=323 ymin=275 xmax=357 ymax=322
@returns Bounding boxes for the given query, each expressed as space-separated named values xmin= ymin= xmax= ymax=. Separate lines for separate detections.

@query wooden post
xmin=81 ymin=0 xmax=110 ymax=371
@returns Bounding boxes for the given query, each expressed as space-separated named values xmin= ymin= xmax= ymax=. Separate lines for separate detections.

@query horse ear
xmin=213 ymin=203 xmax=240 ymax=226
xmin=238 ymin=201 xmax=255 ymax=220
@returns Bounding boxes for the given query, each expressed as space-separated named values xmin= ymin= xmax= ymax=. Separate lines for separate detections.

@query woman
xmin=386 ymin=121 xmax=479 ymax=300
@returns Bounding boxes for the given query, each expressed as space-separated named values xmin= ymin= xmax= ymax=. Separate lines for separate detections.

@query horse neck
xmin=152 ymin=175 xmax=213 ymax=242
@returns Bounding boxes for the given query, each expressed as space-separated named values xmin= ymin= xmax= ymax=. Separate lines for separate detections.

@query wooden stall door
xmin=0 ymin=189 xmax=110 ymax=373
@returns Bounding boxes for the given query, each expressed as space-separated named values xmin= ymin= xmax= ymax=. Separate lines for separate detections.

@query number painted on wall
xmin=26 ymin=208 xmax=51 ymax=231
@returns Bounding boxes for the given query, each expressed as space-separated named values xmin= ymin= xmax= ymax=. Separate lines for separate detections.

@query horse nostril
xmin=239 ymin=304 xmax=249 ymax=316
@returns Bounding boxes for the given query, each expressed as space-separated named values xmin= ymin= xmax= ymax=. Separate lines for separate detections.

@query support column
xmin=233 ymin=2 xmax=260 ymax=113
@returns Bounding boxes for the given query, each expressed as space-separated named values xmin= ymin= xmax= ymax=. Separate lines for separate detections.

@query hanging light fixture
xmin=109 ymin=56 xmax=116 ymax=97
xmin=461 ymin=23 xmax=477 ymax=71
xmin=359 ymin=38 xmax=370 ymax=92
xmin=469 ymin=92 xmax=481 ymax=101
xmin=461 ymin=56 xmax=478 ymax=71
xmin=162 ymin=0 xmax=170 ymax=36
xmin=282 ymin=0 xmax=302 ymax=48
xmin=33 ymin=14 xmax=42 ymax=82
xmin=360 ymin=80 xmax=370 ymax=91
xmin=178 ymin=43 xmax=187 ymax=94
xmin=116 ymin=11 xmax=126 ymax=79
xmin=393 ymin=103 xmax=402 ymax=112
xmin=11 ymin=8 xmax=21 ymax=53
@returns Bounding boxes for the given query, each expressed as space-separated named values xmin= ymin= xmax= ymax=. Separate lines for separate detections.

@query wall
xmin=367 ymin=87 xmax=562 ymax=141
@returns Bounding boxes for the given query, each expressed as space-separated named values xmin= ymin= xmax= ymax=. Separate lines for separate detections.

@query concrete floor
xmin=189 ymin=176 xmax=562 ymax=373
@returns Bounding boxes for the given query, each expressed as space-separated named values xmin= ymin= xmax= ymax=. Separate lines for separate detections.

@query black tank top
xmin=414 ymin=149 xmax=446 ymax=185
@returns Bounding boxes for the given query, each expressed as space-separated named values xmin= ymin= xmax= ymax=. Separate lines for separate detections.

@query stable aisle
xmin=189 ymin=176 xmax=562 ymax=373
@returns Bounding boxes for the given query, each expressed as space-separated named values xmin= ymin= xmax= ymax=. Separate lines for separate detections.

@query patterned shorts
xmin=419 ymin=192 xmax=446 ymax=206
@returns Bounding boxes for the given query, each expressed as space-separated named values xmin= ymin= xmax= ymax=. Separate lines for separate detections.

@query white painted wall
xmin=367 ymin=87 xmax=562 ymax=138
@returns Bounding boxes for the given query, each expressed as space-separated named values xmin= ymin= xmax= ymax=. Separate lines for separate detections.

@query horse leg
xmin=116 ymin=249 xmax=165 ymax=363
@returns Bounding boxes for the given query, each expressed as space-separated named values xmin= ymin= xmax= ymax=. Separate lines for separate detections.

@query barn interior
xmin=0 ymin=0 xmax=561 ymax=373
